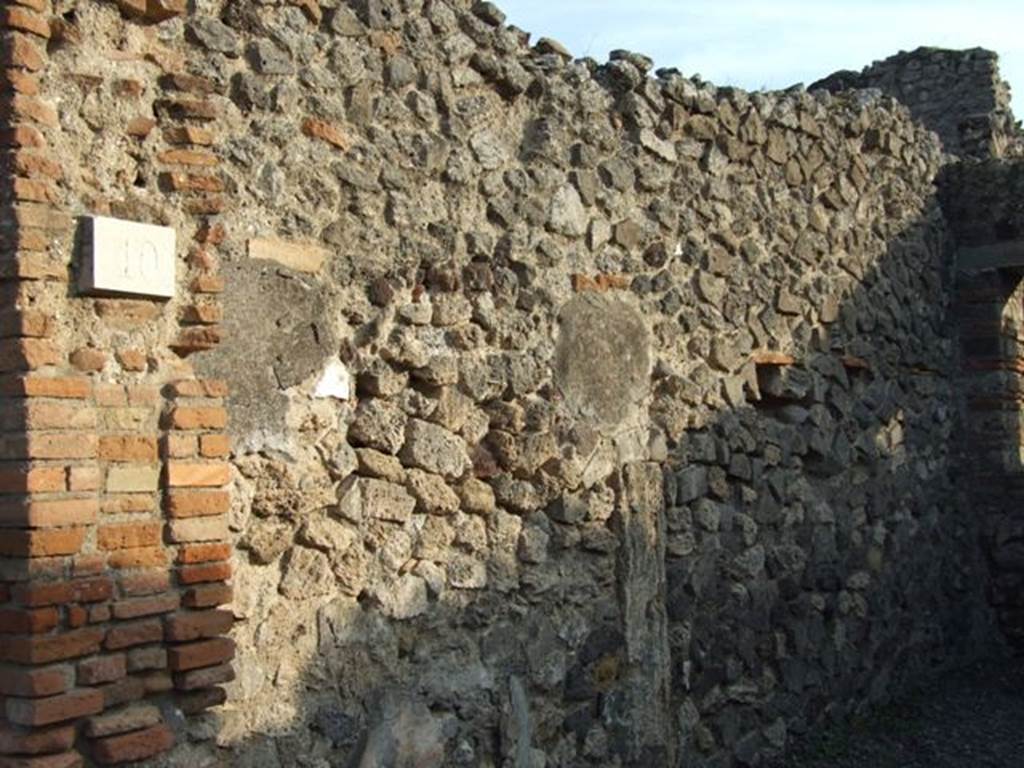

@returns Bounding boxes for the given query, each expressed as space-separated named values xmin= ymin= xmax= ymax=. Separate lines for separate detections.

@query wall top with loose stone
xmin=812 ymin=46 xmax=1023 ymax=159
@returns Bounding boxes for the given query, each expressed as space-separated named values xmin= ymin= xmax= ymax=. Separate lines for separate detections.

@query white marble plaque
xmin=80 ymin=216 xmax=176 ymax=299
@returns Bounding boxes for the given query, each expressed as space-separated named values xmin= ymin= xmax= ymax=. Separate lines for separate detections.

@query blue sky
xmin=497 ymin=1 xmax=1024 ymax=114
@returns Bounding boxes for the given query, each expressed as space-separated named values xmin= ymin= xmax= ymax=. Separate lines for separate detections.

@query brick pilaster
xmin=0 ymin=0 xmax=233 ymax=763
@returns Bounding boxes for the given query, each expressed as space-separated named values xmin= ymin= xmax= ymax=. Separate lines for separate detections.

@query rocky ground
xmin=775 ymin=657 xmax=1024 ymax=768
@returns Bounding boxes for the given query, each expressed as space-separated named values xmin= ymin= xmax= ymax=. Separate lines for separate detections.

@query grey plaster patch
xmin=196 ymin=258 xmax=336 ymax=450
xmin=554 ymin=294 xmax=651 ymax=429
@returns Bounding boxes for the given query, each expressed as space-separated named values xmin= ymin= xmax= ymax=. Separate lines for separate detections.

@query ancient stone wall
xmin=0 ymin=1 xmax=1013 ymax=768
xmin=812 ymin=47 xmax=1023 ymax=159
xmin=0 ymin=1 xmax=234 ymax=766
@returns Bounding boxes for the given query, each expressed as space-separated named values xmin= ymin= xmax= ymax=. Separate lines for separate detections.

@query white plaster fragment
xmin=313 ymin=359 xmax=351 ymax=400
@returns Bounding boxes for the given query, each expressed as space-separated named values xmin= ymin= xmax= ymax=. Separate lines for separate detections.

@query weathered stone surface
xmin=400 ymin=420 xmax=471 ymax=479
xmin=337 ymin=477 xmax=416 ymax=524
xmin=405 ymin=469 xmax=460 ymax=515
xmin=279 ymin=547 xmax=333 ymax=598
xmin=350 ymin=400 xmax=408 ymax=455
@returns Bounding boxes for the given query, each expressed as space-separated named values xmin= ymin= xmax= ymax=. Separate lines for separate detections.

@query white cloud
xmin=498 ymin=0 xmax=1024 ymax=113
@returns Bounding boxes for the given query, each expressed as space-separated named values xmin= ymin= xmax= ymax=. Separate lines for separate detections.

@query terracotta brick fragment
xmin=107 ymin=547 xmax=168 ymax=569
xmin=167 ymin=516 xmax=228 ymax=543
xmin=169 ymin=379 xmax=227 ymax=398
xmin=98 ymin=435 xmax=157 ymax=462
xmin=1 ymin=32 xmax=44 ymax=71
xmin=104 ymin=618 xmax=162 ymax=650
xmin=67 ymin=604 xmax=87 ymax=628
xmin=0 ymin=433 xmax=97 ymax=460
xmin=157 ymin=148 xmax=218 ymax=165
xmin=0 ymin=664 xmax=73 ymax=697
xmin=1 ymin=377 xmax=90 ymax=399
xmin=97 ymin=522 xmax=161 ymax=551
xmin=1 ymin=67 xmax=39 ymax=95
xmin=126 ymin=646 xmax=166 ymax=672
xmin=77 ymin=653 xmax=126 ymax=685
xmin=178 ymin=561 xmax=232 ymax=585
xmin=0 ymin=308 xmax=53 ymax=338
xmin=181 ymin=304 xmax=223 ymax=326
xmin=176 ymin=685 xmax=226 ymax=714
xmin=6 ymin=148 xmax=63 ymax=178
xmin=0 ymin=252 xmax=65 ymax=281
xmin=166 ymin=462 xmax=230 ymax=488
xmin=0 ymin=721 xmax=75 ymax=755
xmin=10 ymin=581 xmax=72 ymax=607
xmin=11 ymin=203 xmax=67 ymax=230
xmin=126 ymin=385 xmax=158 ymax=407
xmin=191 ymin=276 xmax=225 ymax=294
xmin=174 ymin=661 xmax=234 ymax=691
xmin=0 ymin=497 xmax=98 ymax=529
xmin=0 ymin=626 xmax=104 ymax=664
xmin=88 ymin=605 xmax=111 ymax=624
xmin=194 ymin=223 xmax=226 ymax=245
xmin=155 ymin=98 xmax=216 ymax=121
xmin=73 ymin=553 xmax=106 ymax=577
xmin=165 ymin=407 xmax=227 ymax=430
xmin=93 ymin=384 xmax=126 ymax=407
xmin=185 ymin=194 xmax=224 ymax=215
xmin=183 ymin=582 xmax=232 ymax=609
xmin=84 ymin=702 xmax=161 ymax=737
xmin=93 ymin=299 xmax=161 ymax=327
xmin=177 ymin=542 xmax=230 ymax=564
xmin=8 ymin=176 xmax=57 ymax=203
xmin=167 ymin=637 xmax=234 ymax=672
xmin=99 ymin=495 xmax=153 ymax=515
xmin=0 ymin=464 xmax=64 ymax=493
xmin=2 ymin=94 xmax=57 ymax=127
xmin=0 ymin=606 xmax=59 ymax=633
xmin=112 ymin=78 xmax=143 ymax=98
xmin=163 ymin=125 xmax=213 ymax=146
xmin=92 ymin=722 xmax=174 ymax=765
xmin=164 ymin=609 xmax=233 ymax=643
xmin=0 ymin=527 xmax=86 ymax=558
xmin=162 ymin=435 xmax=193 ymax=460
xmin=113 ymin=350 xmax=147 ymax=375
xmin=0 ymin=124 xmax=45 ymax=147
xmin=119 ymin=569 xmax=170 ymax=596
xmin=199 ymin=434 xmax=230 ymax=458
xmin=0 ymin=7 xmax=51 ymax=38
xmin=6 ymin=687 xmax=104 ymax=726
xmin=100 ymin=674 xmax=145 ymax=708
xmin=1 ymin=401 xmax=96 ymax=431
xmin=302 ymin=117 xmax=352 ymax=150
xmin=112 ymin=593 xmax=179 ymax=620
xmin=66 ymin=465 xmax=100 ymax=492
xmin=10 ymin=0 xmax=50 ymax=15
xmin=162 ymin=171 xmax=224 ymax=193
xmin=158 ymin=72 xmax=216 ymax=95
xmin=68 ymin=347 xmax=105 ymax=373
xmin=0 ymin=338 xmax=60 ymax=371
xmin=125 ymin=116 xmax=156 ymax=137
